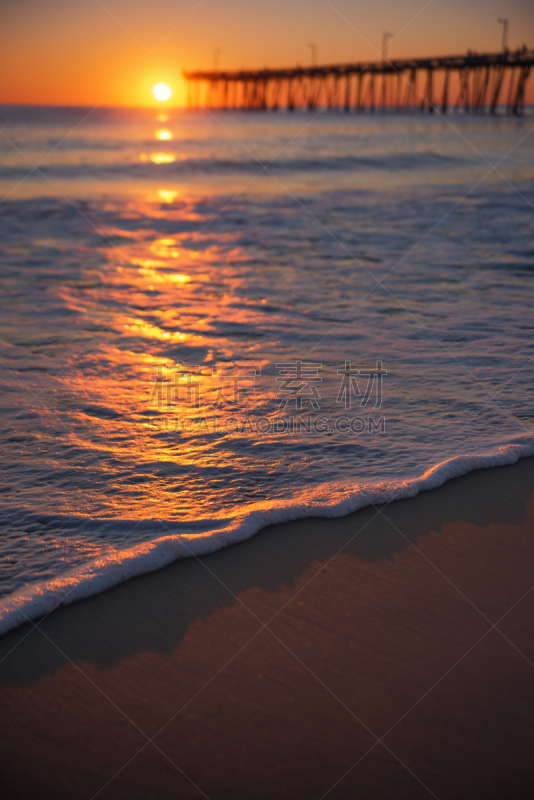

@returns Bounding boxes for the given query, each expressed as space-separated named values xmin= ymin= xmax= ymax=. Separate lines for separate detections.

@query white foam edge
xmin=1 ymin=437 xmax=533 ymax=637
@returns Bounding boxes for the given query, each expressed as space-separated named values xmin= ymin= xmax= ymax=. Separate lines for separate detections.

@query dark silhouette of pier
xmin=185 ymin=48 xmax=533 ymax=115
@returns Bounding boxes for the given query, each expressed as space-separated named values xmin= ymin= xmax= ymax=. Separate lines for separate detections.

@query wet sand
xmin=0 ymin=457 xmax=533 ymax=800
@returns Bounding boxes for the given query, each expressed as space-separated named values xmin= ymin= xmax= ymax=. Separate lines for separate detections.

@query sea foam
xmin=1 ymin=438 xmax=532 ymax=637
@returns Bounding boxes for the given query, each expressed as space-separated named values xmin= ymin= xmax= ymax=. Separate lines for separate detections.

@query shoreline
xmin=1 ymin=456 xmax=533 ymax=798
xmin=1 ymin=439 xmax=533 ymax=638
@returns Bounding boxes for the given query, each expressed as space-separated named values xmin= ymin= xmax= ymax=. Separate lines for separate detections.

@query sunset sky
xmin=1 ymin=0 xmax=533 ymax=107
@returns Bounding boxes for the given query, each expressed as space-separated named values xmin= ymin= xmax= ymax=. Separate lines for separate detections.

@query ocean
xmin=0 ymin=105 xmax=533 ymax=634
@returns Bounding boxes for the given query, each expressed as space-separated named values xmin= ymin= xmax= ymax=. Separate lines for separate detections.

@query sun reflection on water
xmin=4 ymin=191 xmax=283 ymax=523
xmin=155 ymin=129 xmax=173 ymax=141
xmin=157 ymin=189 xmax=179 ymax=203
xmin=140 ymin=153 xmax=176 ymax=165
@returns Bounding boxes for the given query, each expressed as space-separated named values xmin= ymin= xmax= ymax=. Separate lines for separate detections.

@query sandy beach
xmin=0 ymin=456 xmax=533 ymax=799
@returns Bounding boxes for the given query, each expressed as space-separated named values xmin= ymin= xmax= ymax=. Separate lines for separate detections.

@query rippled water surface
xmin=0 ymin=107 xmax=533 ymax=622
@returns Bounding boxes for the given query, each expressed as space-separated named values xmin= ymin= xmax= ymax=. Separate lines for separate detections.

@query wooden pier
xmin=185 ymin=48 xmax=533 ymax=115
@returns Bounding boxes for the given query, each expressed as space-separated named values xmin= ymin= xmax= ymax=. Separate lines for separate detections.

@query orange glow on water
xmin=150 ymin=238 xmax=181 ymax=258
xmin=150 ymin=153 xmax=175 ymax=164
xmin=155 ymin=129 xmax=173 ymax=141
xmin=51 ymin=208 xmax=272 ymax=521
xmin=140 ymin=153 xmax=176 ymax=165
xmin=157 ymin=189 xmax=179 ymax=203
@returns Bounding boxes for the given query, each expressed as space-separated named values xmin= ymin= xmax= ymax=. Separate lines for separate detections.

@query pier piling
xmin=185 ymin=49 xmax=533 ymax=115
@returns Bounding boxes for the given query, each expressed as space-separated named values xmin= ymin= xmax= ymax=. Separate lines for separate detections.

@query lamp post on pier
xmin=382 ymin=31 xmax=393 ymax=63
xmin=498 ymin=18 xmax=509 ymax=52
xmin=307 ymin=43 xmax=317 ymax=67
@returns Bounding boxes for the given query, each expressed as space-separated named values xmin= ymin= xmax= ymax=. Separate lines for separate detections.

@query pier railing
xmin=184 ymin=49 xmax=533 ymax=115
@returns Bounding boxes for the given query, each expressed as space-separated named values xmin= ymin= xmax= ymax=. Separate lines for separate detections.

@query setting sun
xmin=153 ymin=83 xmax=172 ymax=102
